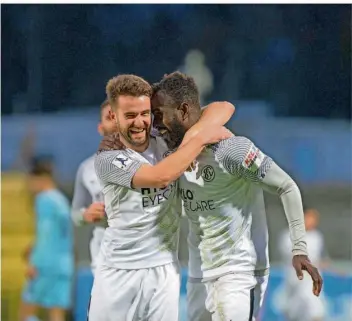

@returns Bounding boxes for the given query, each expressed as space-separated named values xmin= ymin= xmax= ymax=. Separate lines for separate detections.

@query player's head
xmin=106 ymin=74 xmax=152 ymax=151
xmin=97 ymin=99 xmax=117 ymax=136
xmin=28 ymin=156 xmax=55 ymax=194
xmin=151 ymin=71 xmax=201 ymax=149
xmin=304 ymin=208 xmax=320 ymax=231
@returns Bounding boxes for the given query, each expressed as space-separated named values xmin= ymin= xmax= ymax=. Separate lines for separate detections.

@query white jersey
xmin=180 ymin=136 xmax=272 ymax=280
xmin=71 ymin=155 xmax=107 ymax=226
xmin=94 ymin=136 xmax=181 ymax=269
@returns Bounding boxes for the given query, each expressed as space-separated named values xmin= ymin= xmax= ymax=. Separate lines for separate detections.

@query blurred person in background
xmin=71 ymin=100 xmax=117 ymax=274
xmin=20 ymin=157 xmax=74 ymax=321
xmin=180 ymin=49 xmax=213 ymax=105
xmin=278 ymin=208 xmax=327 ymax=321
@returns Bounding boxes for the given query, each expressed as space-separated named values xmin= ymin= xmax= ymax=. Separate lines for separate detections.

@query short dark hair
xmin=153 ymin=71 xmax=200 ymax=108
xmin=106 ymin=74 xmax=152 ymax=109
xmin=29 ymin=156 xmax=54 ymax=177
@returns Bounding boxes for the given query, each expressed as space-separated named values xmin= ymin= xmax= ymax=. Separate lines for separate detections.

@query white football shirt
xmin=180 ymin=136 xmax=272 ymax=280
xmin=94 ymin=136 xmax=181 ymax=269
xmin=71 ymin=155 xmax=107 ymax=227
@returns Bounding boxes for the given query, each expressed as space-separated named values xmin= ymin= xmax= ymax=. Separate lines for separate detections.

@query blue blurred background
xmin=1 ymin=4 xmax=351 ymax=321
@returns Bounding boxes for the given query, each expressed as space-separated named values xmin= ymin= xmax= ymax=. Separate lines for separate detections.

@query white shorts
xmin=88 ymin=262 xmax=180 ymax=321
xmin=187 ymin=273 xmax=269 ymax=321
xmin=89 ymin=227 xmax=105 ymax=274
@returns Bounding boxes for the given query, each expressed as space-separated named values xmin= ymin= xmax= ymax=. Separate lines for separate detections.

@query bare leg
xmin=48 ymin=307 xmax=66 ymax=321
xmin=19 ymin=301 xmax=38 ymax=321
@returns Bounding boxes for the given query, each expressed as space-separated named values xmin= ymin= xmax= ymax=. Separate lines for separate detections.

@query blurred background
xmin=1 ymin=3 xmax=351 ymax=321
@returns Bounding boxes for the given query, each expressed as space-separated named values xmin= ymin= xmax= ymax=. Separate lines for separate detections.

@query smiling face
xmin=151 ymin=90 xmax=187 ymax=149
xmin=111 ymin=95 xmax=151 ymax=149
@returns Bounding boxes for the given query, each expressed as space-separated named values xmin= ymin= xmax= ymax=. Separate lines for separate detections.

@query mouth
xmin=129 ymin=128 xmax=146 ymax=138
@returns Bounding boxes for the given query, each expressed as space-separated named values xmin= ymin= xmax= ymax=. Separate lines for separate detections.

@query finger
xmin=305 ymin=265 xmax=322 ymax=296
xmin=313 ymin=273 xmax=323 ymax=296
xmin=294 ymin=264 xmax=304 ymax=280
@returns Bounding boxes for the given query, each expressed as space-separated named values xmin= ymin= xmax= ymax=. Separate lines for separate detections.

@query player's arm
xmin=220 ymin=136 xmax=307 ymax=255
xmin=220 ymin=136 xmax=323 ymax=295
xmin=96 ymin=128 xmax=231 ymax=189
xmin=179 ymin=101 xmax=235 ymax=148
xmin=71 ymin=163 xmax=93 ymax=225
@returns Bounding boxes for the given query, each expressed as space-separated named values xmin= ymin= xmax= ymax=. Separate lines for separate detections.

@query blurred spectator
xmin=19 ymin=157 xmax=74 ymax=321
xmin=180 ymin=49 xmax=213 ymax=105
xmin=277 ymin=208 xmax=327 ymax=321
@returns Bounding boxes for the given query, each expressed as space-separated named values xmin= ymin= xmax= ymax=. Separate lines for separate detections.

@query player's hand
xmin=26 ymin=264 xmax=37 ymax=280
xmin=292 ymin=255 xmax=323 ymax=296
xmin=98 ymin=133 xmax=125 ymax=152
xmin=83 ymin=202 xmax=105 ymax=223
xmin=199 ymin=126 xmax=233 ymax=145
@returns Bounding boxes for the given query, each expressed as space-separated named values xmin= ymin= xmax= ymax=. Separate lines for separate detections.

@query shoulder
xmin=77 ymin=155 xmax=95 ymax=175
xmin=95 ymin=150 xmax=140 ymax=174
xmin=213 ymin=135 xmax=253 ymax=161
xmin=35 ymin=191 xmax=56 ymax=208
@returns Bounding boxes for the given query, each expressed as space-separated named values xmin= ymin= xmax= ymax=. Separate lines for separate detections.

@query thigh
xmin=187 ymin=280 xmax=211 ymax=321
xmin=205 ymin=273 xmax=256 ymax=321
xmin=88 ymin=265 xmax=146 ymax=321
xmin=147 ymin=263 xmax=180 ymax=321
xmin=252 ymin=275 xmax=269 ymax=321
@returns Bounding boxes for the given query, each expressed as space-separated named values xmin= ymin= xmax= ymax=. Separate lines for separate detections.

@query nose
xmin=133 ymin=115 xmax=145 ymax=128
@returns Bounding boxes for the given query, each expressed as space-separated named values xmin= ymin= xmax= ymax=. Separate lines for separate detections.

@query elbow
xmin=280 ymin=178 xmax=300 ymax=196
xmin=152 ymin=175 xmax=173 ymax=189
xmin=219 ymin=101 xmax=236 ymax=117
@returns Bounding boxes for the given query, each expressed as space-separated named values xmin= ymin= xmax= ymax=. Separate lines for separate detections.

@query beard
xmin=165 ymin=118 xmax=187 ymax=149
xmin=119 ymin=124 xmax=151 ymax=147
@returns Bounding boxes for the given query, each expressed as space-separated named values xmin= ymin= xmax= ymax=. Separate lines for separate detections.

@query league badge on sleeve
xmin=242 ymin=144 xmax=264 ymax=172
xmin=112 ymin=153 xmax=133 ymax=170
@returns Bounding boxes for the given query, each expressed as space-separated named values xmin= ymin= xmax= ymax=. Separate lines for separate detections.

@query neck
xmin=40 ymin=181 xmax=56 ymax=192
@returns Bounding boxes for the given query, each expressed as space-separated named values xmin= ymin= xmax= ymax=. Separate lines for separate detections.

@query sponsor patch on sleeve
xmin=242 ymin=144 xmax=264 ymax=172
xmin=112 ymin=153 xmax=133 ymax=170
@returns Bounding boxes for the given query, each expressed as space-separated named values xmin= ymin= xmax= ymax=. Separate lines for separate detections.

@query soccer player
xmin=90 ymin=74 xmax=234 ymax=321
xmin=20 ymin=158 xmax=74 ymax=321
xmin=149 ymin=71 xmax=323 ymax=321
xmin=278 ymin=208 xmax=327 ymax=321
xmin=71 ymin=99 xmax=117 ymax=274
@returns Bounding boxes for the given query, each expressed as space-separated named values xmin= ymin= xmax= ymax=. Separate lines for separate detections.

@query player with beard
xmin=147 ymin=71 xmax=323 ymax=321
xmin=90 ymin=74 xmax=234 ymax=321
xmin=71 ymin=100 xmax=117 ymax=274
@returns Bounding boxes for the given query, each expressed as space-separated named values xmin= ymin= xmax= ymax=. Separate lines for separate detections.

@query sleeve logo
xmin=242 ymin=144 xmax=264 ymax=172
xmin=112 ymin=153 xmax=133 ymax=170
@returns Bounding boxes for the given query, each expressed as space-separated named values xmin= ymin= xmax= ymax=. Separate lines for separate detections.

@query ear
xmin=177 ymin=102 xmax=190 ymax=121
xmin=109 ymin=109 xmax=118 ymax=122
xmin=97 ymin=123 xmax=104 ymax=136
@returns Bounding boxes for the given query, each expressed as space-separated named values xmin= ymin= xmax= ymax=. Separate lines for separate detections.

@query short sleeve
xmin=215 ymin=136 xmax=273 ymax=182
xmin=95 ymin=151 xmax=144 ymax=189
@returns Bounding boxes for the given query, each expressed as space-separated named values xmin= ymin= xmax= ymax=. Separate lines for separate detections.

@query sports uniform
xmin=180 ymin=136 xmax=307 ymax=321
xmin=71 ymin=155 xmax=107 ymax=274
xmin=90 ymin=135 xmax=181 ymax=321
xmin=22 ymin=189 xmax=74 ymax=309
